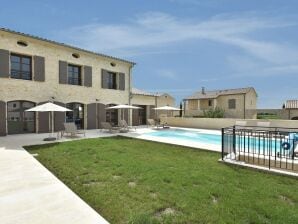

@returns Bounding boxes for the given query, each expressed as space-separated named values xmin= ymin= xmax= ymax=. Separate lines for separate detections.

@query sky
xmin=1 ymin=0 xmax=298 ymax=108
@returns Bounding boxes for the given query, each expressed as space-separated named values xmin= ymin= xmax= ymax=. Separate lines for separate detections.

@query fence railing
xmin=222 ymin=126 xmax=298 ymax=173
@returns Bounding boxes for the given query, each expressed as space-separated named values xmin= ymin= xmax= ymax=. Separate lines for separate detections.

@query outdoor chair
xmin=147 ymin=119 xmax=163 ymax=129
xmin=63 ymin=123 xmax=86 ymax=138
xmin=100 ymin=122 xmax=120 ymax=133
xmin=119 ymin=120 xmax=136 ymax=132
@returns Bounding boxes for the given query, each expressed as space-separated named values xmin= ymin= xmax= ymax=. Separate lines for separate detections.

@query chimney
xmin=202 ymin=87 xmax=205 ymax=95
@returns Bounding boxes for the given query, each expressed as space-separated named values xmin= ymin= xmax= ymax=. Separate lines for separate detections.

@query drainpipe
xmin=128 ymin=65 xmax=132 ymax=125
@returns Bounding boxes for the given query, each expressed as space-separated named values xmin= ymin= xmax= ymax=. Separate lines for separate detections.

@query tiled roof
xmin=285 ymin=100 xmax=298 ymax=109
xmin=131 ymin=88 xmax=161 ymax=97
xmin=184 ymin=87 xmax=255 ymax=100
xmin=0 ymin=28 xmax=135 ymax=65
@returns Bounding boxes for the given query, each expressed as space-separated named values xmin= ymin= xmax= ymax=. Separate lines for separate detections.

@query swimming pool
xmin=142 ymin=128 xmax=292 ymax=155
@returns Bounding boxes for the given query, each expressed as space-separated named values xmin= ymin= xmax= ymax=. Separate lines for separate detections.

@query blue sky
xmin=1 ymin=0 xmax=298 ymax=108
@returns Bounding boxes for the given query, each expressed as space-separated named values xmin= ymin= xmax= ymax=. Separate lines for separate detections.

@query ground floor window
xmin=7 ymin=101 xmax=35 ymax=134
xmin=66 ymin=103 xmax=84 ymax=129
xmin=106 ymin=104 xmax=118 ymax=126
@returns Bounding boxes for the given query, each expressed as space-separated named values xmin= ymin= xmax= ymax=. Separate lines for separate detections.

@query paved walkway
xmin=0 ymin=130 xmax=112 ymax=224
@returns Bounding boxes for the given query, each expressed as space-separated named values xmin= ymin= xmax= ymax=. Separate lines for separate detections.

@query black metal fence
xmin=222 ymin=126 xmax=298 ymax=173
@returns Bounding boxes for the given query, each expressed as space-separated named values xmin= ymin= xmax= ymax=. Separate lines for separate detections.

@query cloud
xmin=53 ymin=11 xmax=298 ymax=61
xmin=156 ymin=69 xmax=178 ymax=80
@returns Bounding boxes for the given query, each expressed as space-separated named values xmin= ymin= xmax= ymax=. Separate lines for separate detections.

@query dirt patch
xmin=211 ymin=195 xmax=219 ymax=204
xmin=279 ymin=195 xmax=294 ymax=205
xmin=128 ymin=182 xmax=136 ymax=187
xmin=113 ymin=175 xmax=121 ymax=180
xmin=82 ymin=180 xmax=103 ymax=186
xmin=149 ymin=192 xmax=158 ymax=199
xmin=155 ymin=207 xmax=176 ymax=218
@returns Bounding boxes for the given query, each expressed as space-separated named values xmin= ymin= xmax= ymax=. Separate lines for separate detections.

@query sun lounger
xmin=147 ymin=119 xmax=163 ymax=129
xmin=119 ymin=120 xmax=136 ymax=132
xmin=100 ymin=122 xmax=119 ymax=133
xmin=63 ymin=123 xmax=86 ymax=137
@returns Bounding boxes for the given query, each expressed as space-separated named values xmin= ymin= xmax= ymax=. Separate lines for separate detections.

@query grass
xmin=25 ymin=137 xmax=298 ymax=224
xmin=257 ymin=113 xmax=280 ymax=119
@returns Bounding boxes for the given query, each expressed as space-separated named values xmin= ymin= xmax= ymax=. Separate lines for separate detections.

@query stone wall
xmin=160 ymin=117 xmax=298 ymax=130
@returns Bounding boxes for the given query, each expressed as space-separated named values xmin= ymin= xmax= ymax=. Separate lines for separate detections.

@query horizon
xmin=1 ymin=0 xmax=298 ymax=108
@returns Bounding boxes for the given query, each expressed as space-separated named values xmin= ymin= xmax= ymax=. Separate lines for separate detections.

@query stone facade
xmin=0 ymin=29 xmax=134 ymax=135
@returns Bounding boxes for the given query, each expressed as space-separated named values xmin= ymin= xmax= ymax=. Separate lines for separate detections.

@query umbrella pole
xmin=52 ymin=111 xmax=54 ymax=136
xmin=48 ymin=112 xmax=51 ymax=138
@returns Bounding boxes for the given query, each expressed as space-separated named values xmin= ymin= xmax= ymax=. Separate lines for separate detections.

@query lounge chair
xmin=119 ymin=120 xmax=136 ymax=132
xmin=100 ymin=122 xmax=119 ymax=133
xmin=147 ymin=119 xmax=163 ymax=129
xmin=63 ymin=123 xmax=86 ymax=137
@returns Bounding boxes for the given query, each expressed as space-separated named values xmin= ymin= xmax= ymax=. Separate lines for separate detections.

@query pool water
xmin=144 ymin=129 xmax=220 ymax=145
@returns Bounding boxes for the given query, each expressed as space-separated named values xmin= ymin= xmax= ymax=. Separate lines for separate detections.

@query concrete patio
xmin=0 ymin=130 xmax=114 ymax=224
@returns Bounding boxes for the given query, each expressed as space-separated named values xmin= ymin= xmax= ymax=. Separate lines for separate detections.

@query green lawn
xmin=25 ymin=137 xmax=298 ymax=224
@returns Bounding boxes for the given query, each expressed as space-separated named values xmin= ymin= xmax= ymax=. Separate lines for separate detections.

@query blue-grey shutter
xmin=0 ymin=49 xmax=10 ymax=78
xmin=84 ymin=66 xmax=92 ymax=87
xmin=34 ymin=56 xmax=45 ymax=82
xmin=119 ymin=73 xmax=125 ymax=90
xmin=54 ymin=101 xmax=66 ymax=131
xmin=0 ymin=101 xmax=7 ymax=136
xmin=97 ymin=103 xmax=106 ymax=128
xmin=59 ymin=61 xmax=68 ymax=84
xmin=38 ymin=102 xmax=50 ymax=133
xmin=101 ymin=69 xmax=109 ymax=89
xmin=87 ymin=103 xmax=97 ymax=129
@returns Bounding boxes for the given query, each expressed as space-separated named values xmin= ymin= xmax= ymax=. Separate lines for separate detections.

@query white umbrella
xmin=153 ymin=106 xmax=181 ymax=111
xmin=26 ymin=102 xmax=71 ymax=141
xmin=153 ymin=106 xmax=181 ymax=127
xmin=106 ymin=104 xmax=142 ymax=123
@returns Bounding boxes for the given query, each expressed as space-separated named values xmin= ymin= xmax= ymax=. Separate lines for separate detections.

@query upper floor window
xmin=10 ymin=54 xmax=32 ymax=80
xmin=102 ymin=69 xmax=125 ymax=90
xmin=68 ymin=64 xmax=81 ymax=85
xmin=107 ymin=71 xmax=117 ymax=89
xmin=228 ymin=99 xmax=236 ymax=109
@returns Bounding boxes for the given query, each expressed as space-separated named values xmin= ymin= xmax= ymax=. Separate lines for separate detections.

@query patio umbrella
xmin=105 ymin=104 xmax=142 ymax=123
xmin=153 ymin=106 xmax=181 ymax=126
xmin=26 ymin=102 xmax=72 ymax=141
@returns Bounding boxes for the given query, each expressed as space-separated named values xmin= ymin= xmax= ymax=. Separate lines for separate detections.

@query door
xmin=7 ymin=101 xmax=35 ymax=134
xmin=66 ymin=103 xmax=84 ymax=129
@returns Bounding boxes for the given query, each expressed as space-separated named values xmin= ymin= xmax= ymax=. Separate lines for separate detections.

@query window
xmin=10 ymin=54 xmax=32 ymax=80
xmin=208 ymin=100 xmax=212 ymax=107
xmin=228 ymin=99 xmax=236 ymax=109
xmin=68 ymin=64 xmax=81 ymax=85
xmin=107 ymin=71 xmax=117 ymax=89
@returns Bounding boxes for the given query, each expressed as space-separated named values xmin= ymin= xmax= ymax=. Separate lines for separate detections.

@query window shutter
xmin=0 ymin=49 xmax=10 ymax=78
xmin=97 ymin=103 xmax=106 ymax=128
xmin=59 ymin=61 xmax=68 ymax=84
xmin=38 ymin=102 xmax=50 ymax=133
xmin=34 ymin=56 xmax=45 ymax=82
xmin=84 ymin=66 xmax=92 ymax=87
xmin=119 ymin=73 xmax=125 ymax=90
xmin=87 ymin=103 xmax=97 ymax=129
xmin=0 ymin=101 xmax=7 ymax=136
xmin=54 ymin=101 xmax=66 ymax=131
xmin=101 ymin=69 xmax=109 ymax=89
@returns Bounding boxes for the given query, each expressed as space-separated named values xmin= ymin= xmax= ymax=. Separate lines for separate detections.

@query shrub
xmin=203 ymin=107 xmax=225 ymax=118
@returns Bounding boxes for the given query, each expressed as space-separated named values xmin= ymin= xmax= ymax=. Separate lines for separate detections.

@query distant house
xmin=283 ymin=100 xmax=298 ymax=120
xmin=183 ymin=87 xmax=257 ymax=119
xmin=131 ymin=88 xmax=176 ymax=125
